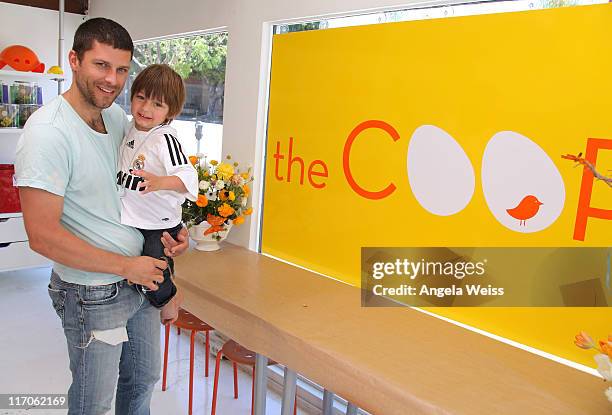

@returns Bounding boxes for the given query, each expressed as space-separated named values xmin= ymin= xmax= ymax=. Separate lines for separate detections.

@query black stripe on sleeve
xmin=171 ymin=136 xmax=184 ymax=165
xmin=170 ymin=134 xmax=188 ymax=165
xmin=165 ymin=134 xmax=177 ymax=166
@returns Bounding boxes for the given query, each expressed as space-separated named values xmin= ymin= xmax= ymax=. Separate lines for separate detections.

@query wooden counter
xmin=174 ymin=244 xmax=610 ymax=415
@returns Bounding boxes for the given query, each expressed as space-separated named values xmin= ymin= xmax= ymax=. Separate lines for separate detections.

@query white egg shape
xmin=482 ymin=131 xmax=565 ymax=233
xmin=407 ymin=125 xmax=475 ymax=216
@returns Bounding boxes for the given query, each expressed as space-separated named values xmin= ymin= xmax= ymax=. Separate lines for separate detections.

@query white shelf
xmin=0 ymin=128 xmax=23 ymax=134
xmin=0 ymin=69 xmax=64 ymax=82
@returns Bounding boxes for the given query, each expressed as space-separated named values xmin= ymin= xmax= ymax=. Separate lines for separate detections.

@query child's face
xmin=131 ymin=90 xmax=170 ymax=131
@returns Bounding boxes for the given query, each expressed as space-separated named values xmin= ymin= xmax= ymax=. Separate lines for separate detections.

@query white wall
xmin=89 ymin=0 xmax=447 ymax=249
xmin=0 ymin=3 xmax=84 ymax=163
xmin=0 ymin=3 xmax=84 ymax=94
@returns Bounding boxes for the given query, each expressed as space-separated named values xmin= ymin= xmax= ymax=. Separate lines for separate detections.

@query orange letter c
xmin=343 ymin=120 xmax=400 ymax=200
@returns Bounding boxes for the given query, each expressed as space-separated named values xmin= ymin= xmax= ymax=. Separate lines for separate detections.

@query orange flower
xmin=242 ymin=184 xmax=250 ymax=196
xmin=243 ymin=207 xmax=253 ymax=216
xmin=599 ymin=340 xmax=612 ymax=359
xmin=196 ymin=194 xmax=208 ymax=208
xmin=189 ymin=156 xmax=198 ymax=166
xmin=218 ymin=203 xmax=235 ymax=218
xmin=204 ymin=214 xmax=226 ymax=235
xmin=575 ymin=332 xmax=596 ymax=350
xmin=233 ymin=216 xmax=245 ymax=226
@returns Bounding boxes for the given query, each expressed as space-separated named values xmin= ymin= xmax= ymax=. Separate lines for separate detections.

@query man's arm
xmin=20 ymin=187 xmax=166 ymax=290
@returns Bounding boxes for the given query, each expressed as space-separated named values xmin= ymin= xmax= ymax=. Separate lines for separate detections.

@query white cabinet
xmin=0 ymin=214 xmax=28 ymax=243
xmin=0 ymin=69 xmax=61 ymax=272
xmin=0 ymin=213 xmax=50 ymax=272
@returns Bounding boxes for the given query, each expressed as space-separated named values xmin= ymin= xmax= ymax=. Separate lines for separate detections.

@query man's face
xmin=69 ymin=40 xmax=131 ymax=109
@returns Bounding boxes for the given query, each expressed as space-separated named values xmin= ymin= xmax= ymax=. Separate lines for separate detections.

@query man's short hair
xmin=72 ymin=18 xmax=134 ymax=60
xmin=131 ymin=64 xmax=186 ymax=121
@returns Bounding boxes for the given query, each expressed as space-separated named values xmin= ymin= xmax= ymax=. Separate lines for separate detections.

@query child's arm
xmin=133 ymin=170 xmax=188 ymax=194
xmin=130 ymin=132 xmax=199 ymax=198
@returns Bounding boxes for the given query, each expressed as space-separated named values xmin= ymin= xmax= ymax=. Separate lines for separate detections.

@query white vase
xmin=189 ymin=221 xmax=233 ymax=251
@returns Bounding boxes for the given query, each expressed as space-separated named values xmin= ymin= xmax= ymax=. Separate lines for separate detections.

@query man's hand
xmin=160 ymin=289 xmax=183 ymax=325
xmin=120 ymin=256 xmax=166 ymax=291
xmin=162 ymin=227 xmax=189 ymax=257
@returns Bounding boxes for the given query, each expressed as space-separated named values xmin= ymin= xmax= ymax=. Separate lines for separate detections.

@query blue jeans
xmin=47 ymin=271 xmax=161 ymax=415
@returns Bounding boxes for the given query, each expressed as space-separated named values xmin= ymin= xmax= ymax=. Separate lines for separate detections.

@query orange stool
xmin=162 ymin=308 xmax=214 ymax=415
xmin=211 ymin=340 xmax=297 ymax=415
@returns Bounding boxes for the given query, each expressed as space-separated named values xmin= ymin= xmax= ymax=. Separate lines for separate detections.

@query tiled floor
xmin=0 ymin=267 xmax=292 ymax=415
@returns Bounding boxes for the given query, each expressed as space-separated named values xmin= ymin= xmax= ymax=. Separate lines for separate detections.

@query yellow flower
xmin=196 ymin=194 xmax=208 ymax=208
xmin=210 ymin=160 xmax=218 ymax=166
xmin=240 ymin=172 xmax=249 ymax=179
xmin=218 ymin=203 xmax=235 ymax=218
xmin=203 ymin=172 xmax=210 ymax=178
xmin=243 ymin=207 xmax=253 ymax=215
xmin=242 ymin=184 xmax=250 ymax=196
xmin=219 ymin=190 xmax=235 ymax=201
xmin=233 ymin=216 xmax=245 ymax=226
xmin=189 ymin=156 xmax=198 ymax=166
xmin=216 ymin=162 xmax=235 ymax=181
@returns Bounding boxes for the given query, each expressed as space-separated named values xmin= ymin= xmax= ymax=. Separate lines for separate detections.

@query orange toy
xmin=0 ymin=45 xmax=45 ymax=73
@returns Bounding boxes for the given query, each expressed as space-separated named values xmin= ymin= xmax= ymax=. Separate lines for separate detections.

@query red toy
xmin=0 ymin=45 xmax=45 ymax=73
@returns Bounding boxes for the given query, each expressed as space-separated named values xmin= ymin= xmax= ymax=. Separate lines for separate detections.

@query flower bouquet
xmin=574 ymin=331 xmax=612 ymax=403
xmin=182 ymin=154 xmax=254 ymax=250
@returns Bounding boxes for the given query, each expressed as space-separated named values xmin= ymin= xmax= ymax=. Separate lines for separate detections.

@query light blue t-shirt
xmin=15 ymin=95 xmax=144 ymax=285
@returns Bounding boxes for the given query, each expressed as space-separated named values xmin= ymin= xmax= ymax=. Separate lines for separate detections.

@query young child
xmin=117 ymin=64 xmax=198 ymax=311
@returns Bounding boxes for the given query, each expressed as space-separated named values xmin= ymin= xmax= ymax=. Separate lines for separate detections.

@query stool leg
xmin=211 ymin=350 xmax=223 ymax=415
xmin=233 ymin=362 xmax=239 ymax=398
xmin=251 ymin=366 xmax=255 ymax=415
xmin=162 ymin=323 xmax=170 ymax=391
xmin=189 ymin=330 xmax=195 ymax=415
xmin=294 ymin=392 xmax=297 ymax=415
xmin=205 ymin=330 xmax=210 ymax=377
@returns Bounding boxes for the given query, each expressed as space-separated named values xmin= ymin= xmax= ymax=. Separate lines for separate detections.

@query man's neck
xmin=63 ymin=87 xmax=107 ymax=134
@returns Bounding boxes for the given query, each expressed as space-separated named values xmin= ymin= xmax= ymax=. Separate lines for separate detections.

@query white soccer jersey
xmin=117 ymin=122 xmax=198 ymax=230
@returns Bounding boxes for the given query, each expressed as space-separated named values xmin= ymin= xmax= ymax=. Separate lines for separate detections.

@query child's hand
xmin=133 ymin=169 xmax=167 ymax=194
xmin=160 ymin=290 xmax=183 ymax=325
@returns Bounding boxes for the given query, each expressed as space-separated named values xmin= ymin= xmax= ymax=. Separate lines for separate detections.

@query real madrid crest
xmin=132 ymin=154 xmax=146 ymax=170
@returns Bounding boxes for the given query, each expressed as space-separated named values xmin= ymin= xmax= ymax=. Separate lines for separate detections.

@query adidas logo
xmin=126 ymin=140 xmax=135 ymax=149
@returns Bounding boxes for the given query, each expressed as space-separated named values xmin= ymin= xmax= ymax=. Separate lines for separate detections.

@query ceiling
xmin=2 ymin=0 xmax=88 ymax=15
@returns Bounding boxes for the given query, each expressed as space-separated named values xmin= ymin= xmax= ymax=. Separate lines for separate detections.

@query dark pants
xmin=136 ymin=223 xmax=182 ymax=308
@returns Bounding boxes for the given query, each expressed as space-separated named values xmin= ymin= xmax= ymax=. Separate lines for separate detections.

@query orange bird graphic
xmin=506 ymin=195 xmax=543 ymax=226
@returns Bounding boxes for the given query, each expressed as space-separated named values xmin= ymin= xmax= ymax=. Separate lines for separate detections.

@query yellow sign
xmin=263 ymin=4 xmax=612 ymax=367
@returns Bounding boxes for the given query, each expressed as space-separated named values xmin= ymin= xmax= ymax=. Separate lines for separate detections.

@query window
xmin=273 ymin=0 xmax=606 ymax=34
xmin=116 ymin=31 xmax=228 ymax=161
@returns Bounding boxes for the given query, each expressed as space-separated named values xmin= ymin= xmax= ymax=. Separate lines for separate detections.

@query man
xmin=15 ymin=18 xmax=186 ymax=414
